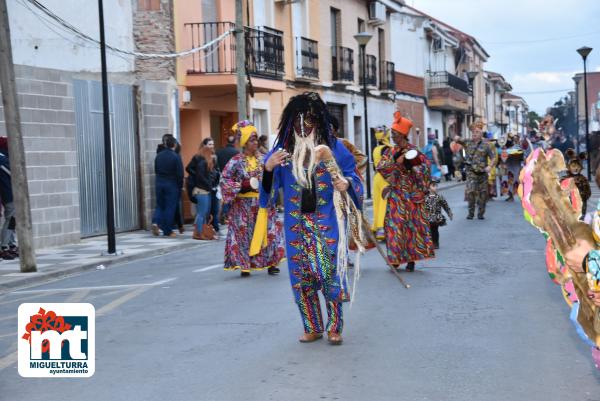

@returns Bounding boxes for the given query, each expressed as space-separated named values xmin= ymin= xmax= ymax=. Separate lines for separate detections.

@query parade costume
xmin=372 ymin=127 xmax=391 ymax=240
xmin=424 ymin=190 xmax=452 ymax=249
xmin=459 ymin=120 xmax=496 ymax=219
xmin=252 ymin=93 xmax=364 ymax=341
xmin=519 ymin=148 xmax=600 ymax=369
xmin=498 ymin=134 xmax=524 ymax=201
xmin=221 ymin=121 xmax=285 ymax=275
xmin=377 ymin=112 xmax=434 ymax=269
xmin=422 ymin=135 xmax=442 ymax=182
xmin=562 ymin=149 xmax=591 ymax=218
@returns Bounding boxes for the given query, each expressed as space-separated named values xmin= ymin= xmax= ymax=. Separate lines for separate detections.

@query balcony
xmin=332 ymin=46 xmax=354 ymax=83
xmin=359 ymin=54 xmax=377 ymax=87
xmin=296 ymin=36 xmax=319 ymax=80
xmin=183 ymin=22 xmax=285 ymax=92
xmin=426 ymin=71 xmax=469 ymax=112
xmin=379 ymin=61 xmax=395 ymax=91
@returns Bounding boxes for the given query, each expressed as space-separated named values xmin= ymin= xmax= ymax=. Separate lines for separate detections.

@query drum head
xmin=405 ymin=149 xmax=418 ymax=160
xmin=249 ymin=177 xmax=259 ymax=190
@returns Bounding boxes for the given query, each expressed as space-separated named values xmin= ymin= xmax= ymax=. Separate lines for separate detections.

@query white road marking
xmin=193 ymin=264 xmax=222 ymax=273
xmin=96 ymin=287 xmax=150 ymax=316
xmin=9 ymin=278 xmax=177 ymax=295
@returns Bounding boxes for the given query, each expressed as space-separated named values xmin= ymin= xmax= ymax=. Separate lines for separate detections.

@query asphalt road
xmin=0 ymin=185 xmax=599 ymax=401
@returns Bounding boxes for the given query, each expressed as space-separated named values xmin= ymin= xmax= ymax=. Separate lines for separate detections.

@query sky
xmin=411 ymin=0 xmax=600 ymax=114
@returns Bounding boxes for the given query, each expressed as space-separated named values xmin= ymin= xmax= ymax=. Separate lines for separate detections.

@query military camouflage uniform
xmin=462 ymin=139 xmax=496 ymax=218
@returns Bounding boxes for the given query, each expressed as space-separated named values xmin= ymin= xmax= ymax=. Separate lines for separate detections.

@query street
xmin=0 ymin=184 xmax=599 ymax=401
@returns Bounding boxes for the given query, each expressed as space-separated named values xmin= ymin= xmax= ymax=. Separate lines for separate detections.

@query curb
xmin=0 ymin=240 xmax=212 ymax=294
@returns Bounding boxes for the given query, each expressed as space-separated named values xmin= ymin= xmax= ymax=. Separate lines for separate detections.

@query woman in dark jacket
xmin=443 ymin=138 xmax=454 ymax=181
xmin=186 ymin=138 xmax=219 ymax=239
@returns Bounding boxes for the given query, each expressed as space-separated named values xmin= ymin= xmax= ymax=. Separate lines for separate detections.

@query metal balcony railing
xmin=244 ymin=26 xmax=284 ymax=79
xmin=379 ymin=60 xmax=395 ymax=90
xmin=185 ymin=22 xmax=236 ymax=74
xmin=332 ymin=46 xmax=354 ymax=82
xmin=296 ymin=36 xmax=319 ymax=79
xmin=359 ymin=54 xmax=377 ymax=87
xmin=426 ymin=71 xmax=469 ymax=93
xmin=184 ymin=22 xmax=284 ymax=79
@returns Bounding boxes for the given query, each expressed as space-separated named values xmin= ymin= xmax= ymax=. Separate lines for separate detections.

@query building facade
xmin=0 ymin=0 xmax=176 ymax=248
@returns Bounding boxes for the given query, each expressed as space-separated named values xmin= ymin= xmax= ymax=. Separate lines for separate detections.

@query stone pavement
xmin=0 ymin=180 xmax=465 ymax=294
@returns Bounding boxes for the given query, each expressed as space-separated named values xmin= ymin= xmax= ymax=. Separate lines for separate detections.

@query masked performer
xmin=220 ymin=120 xmax=285 ymax=277
xmin=377 ymin=112 xmax=434 ymax=272
xmin=372 ymin=127 xmax=391 ymax=240
xmin=252 ymin=92 xmax=363 ymax=345
xmin=519 ymin=149 xmax=600 ymax=369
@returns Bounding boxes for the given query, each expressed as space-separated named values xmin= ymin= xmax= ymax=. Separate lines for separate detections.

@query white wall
xmin=8 ymin=0 xmax=134 ymax=72
xmin=425 ymin=109 xmax=443 ymax=142
xmin=390 ymin=12 xmax=424 ymax=77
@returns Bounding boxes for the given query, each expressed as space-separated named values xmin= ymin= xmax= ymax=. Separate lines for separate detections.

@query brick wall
xmin=0 ymin=65 xmax=80 ymax=249
xmin=137 ymin=81 xmax=173 ymax=229
xmin=395 ymin=99 xmax=425 ymax=148
xmin=395 ymin=72 xmax=425 ymax=97
xmin=133 ymin=0 xmax=175 ymax=80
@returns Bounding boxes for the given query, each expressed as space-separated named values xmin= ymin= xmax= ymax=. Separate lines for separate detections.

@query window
xmin=331 ymin=8 xmax=341 ymax=49
xmin=138 ymin=0 xmax=160 ymax=11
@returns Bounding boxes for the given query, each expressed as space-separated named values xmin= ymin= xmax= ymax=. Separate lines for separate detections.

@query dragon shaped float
xmin=519 ymin=147 xmax=600 ymax=368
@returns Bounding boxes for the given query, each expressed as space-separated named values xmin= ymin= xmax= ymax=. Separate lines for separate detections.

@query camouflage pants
xmin=466 ymin=172 xmax=488 ymax=217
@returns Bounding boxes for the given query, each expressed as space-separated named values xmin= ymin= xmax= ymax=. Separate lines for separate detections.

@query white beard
xmin=291 ymin=130 xmax=317 ymax=189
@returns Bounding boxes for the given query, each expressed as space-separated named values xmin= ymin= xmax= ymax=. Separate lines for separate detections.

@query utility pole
xmin=98 ymin=0 xmax=116 ymax=254
xmin=0 ymin=0 xmax=36 ymax=272
xmin=235 ymin=0 xmax=247 ymax=120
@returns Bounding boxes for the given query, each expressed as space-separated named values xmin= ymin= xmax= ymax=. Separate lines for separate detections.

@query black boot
xmin=406 ymin=262 xmax=415 ymax=272
xmin=267 ymin=266 xmax=280 ymax=275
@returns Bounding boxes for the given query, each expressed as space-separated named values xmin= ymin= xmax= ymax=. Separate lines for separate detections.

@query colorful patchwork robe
xmin=221 ymin=153 xmax=285 ymax=271
xmin=377 ymin=144 xmax=435 ymax=265
xmin=258 ymin=141 xmax=363 ymax=304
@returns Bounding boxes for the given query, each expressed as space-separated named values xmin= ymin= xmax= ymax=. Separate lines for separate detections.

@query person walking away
xmin=154 ymin=135 xmax=183 ymax=237
xmin=454 ymin=120 xmax=497 ymax=220
xmin=424 ymin=181 xmax=453 ymax=249
xmin=377 ymin=112 xmax=434 ymax=272
xmin=258 ymin=134 xmax=269 ymax=155
xmin=187 ymin=138 xmax=219 ymax=240
xmin=221 ymin=120 xmax=285 ymax=276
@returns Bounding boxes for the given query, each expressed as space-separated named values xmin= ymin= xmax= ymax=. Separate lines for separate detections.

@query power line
xmin=22 ymin=0 xmax=233 ymax=59
xmin=486 ymin=30 xmax=600 ymax=45
xmin=514 ymin=88 xmax=573 ymax=95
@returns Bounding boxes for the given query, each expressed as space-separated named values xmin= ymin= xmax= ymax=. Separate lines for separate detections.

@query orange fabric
xmin=391 ymin=111 xmax=413 ymax=136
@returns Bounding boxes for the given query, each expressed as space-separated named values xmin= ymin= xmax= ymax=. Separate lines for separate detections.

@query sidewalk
xmin=0 ymin=226 xmax=214 ymax=293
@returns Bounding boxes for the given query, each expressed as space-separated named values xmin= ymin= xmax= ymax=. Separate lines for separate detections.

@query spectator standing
xmin=153 ymin=135 xmax=183 ymax=237
xmin=0 ymin=138 xmax=17 ymax=259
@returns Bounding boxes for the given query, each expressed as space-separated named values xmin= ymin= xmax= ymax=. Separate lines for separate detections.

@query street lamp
xmin=573 ymin=75 xmax=582 ymax=154
xmin=577 ymin=46 xmax=593 ymax=181
xmin=506 ymin=100 xmax=512 ymax=133
xmin=467 ymin=71 xmax=478 ymax=125
xmin=354 ymin=31 xmax=373 ymax=198
xmin=515 ymin=104 xmax=520 ymax=136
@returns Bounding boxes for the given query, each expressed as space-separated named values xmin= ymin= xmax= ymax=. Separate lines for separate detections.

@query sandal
xmin=299 ymin=333 xmax=323 ymax=343
xmin=327 ymin=332 xmax=343 ymax=345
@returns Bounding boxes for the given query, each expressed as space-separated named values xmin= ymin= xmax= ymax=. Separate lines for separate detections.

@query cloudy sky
xmin=411 ymin=0 xmax=600 ymax=114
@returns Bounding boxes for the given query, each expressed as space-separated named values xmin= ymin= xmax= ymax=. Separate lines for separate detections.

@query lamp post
xmin=467 ymin=71 xmax=478 ymax=125
xmin=354 ymin=31 xmax=373 ymax=198
xmin=577 ymin=46 xmax=593 ymax=181
xmin=515 ymin=104 xmax=519 ymax=135
xmin=506 ymin=100 xmax=512 ymax=133
xmin=500 ymin=92 xmax=505 ymax=135
xmin=573 ymin=75 xmax=582 ymax=154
